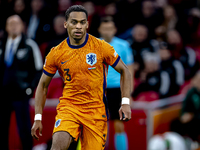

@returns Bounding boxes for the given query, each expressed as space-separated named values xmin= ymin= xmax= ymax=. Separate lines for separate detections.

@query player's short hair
xmin=65 ymin=5 xmax=88 ymax=21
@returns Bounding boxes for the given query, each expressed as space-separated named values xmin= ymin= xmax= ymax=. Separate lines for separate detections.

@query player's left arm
xmin=113 ymin=58 xmax=132 ymax=121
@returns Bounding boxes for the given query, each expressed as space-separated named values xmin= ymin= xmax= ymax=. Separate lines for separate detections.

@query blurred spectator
xmin=130 ymin=24 xmax=159 ymax=78
xmin=82 ymin=1 xmax=100 ymax=37
xmin=57 ymin=0 xmax=71 ymax=15
xmin=132 ymin=53 xmax=173 ymax=98
xmin=136 ymin=0 xmax=163 ymax=38
xmin=103 ymin=2 xmax=126 ymax=35
xmin=12 ymin=0 xmax=29 ymax=23
xmin=159 ymin=42 xmax=184 ymax=97
xmin=155 ymin=5 xmax=189 ymax=43
xmin=153 ymin=0 xmax=168 ymax=41
xmin=53 ymin=15 xmax=67 ymax=37
xmin=26 ymin=0 xmax=53 ymax=45
xmin=154 ymin=0 xmax=168 ymax=9
xmin=0 ymin=15 xmax=43 ymax=150
xmin=166 ymin=29 xmax=199 ymax=80
xmin=187 ymin=7 xmax=200 ymax=47
xmin=98 ymin=16 xmax=134 ymax=150
xmin=44 ymin=15 xmax=67 ymax=58
xmin=14 ymin=0 xmax=25 ymax=14
xmin=171 ymin=71 xmax=200 ymax=142
xmin=155 ymin=5 xmax=177 ymax=42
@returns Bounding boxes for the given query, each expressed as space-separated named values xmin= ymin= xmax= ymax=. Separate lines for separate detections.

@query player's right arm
xmin=31 ymin=73 xmax=53 ymax=140
xmin=31 ymin=47 xmax=57 ymax=140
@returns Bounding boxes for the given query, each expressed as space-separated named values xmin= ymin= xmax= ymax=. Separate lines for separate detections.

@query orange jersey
xmin=43 ymin=34 xmax=120 ymax=119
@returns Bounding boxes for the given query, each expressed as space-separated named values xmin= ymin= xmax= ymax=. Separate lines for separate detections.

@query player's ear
xmin=86 ymin=21 xmax=89 ymax=29
xmin=64 ymin=21 xmax=68 ymax=29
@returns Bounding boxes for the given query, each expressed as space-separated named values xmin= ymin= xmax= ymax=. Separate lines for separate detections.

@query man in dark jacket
xmin=0 ymin=15 xmax=43 ymax=150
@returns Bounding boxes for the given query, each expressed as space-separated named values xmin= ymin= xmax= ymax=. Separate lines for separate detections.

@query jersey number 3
xmin=64 ymin=68 xmax=71 ymax=81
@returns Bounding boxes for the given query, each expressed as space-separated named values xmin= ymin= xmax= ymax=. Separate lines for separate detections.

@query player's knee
xmin=51 ymin=142 xmax=69 ymax=150
xmin=51 ymin=141 xmax=71 ymax=150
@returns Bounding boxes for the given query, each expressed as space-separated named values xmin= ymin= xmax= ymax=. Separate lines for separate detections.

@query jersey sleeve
xmin=101 ymin=40 xmax=120 ymax=67
xmin=43 ymin=47 xmax=57 ymax=77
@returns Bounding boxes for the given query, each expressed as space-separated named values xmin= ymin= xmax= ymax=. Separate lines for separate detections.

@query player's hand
xmin=31 ymin=120 xmax=43 ymax=140
xmin=119 ymin=104 xmax=131 ymax=121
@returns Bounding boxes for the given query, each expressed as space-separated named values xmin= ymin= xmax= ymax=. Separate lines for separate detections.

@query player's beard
xmin=73 ymin=32 xmax=85 ymax=43
xmin=74 ymin=37 xmax=82 ymax=43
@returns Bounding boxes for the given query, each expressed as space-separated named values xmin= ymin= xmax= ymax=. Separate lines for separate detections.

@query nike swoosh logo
xmin=61 ymin=60 xmax=68 ymax=64
xmin=102 ymin=115 xmax=106 ymax=118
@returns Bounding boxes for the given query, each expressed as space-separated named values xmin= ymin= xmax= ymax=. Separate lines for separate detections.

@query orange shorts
xmin=53 ymin=102 xmax=107 ymax=150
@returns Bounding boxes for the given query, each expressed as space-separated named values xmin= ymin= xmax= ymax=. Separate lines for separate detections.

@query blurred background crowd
xmin=1 ymin=0 xmax=200 ymax=98
xmin=2 ymin=0 xmax=200 ymax=149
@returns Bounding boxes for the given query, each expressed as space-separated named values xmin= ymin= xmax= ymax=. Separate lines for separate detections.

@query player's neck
xmin=69 ymin=33 xmax=87 ymax=46
xmin=103 ymin=37 xmax=112 ymax=43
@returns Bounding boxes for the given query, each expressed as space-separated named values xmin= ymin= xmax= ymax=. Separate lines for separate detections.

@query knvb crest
xmin=86 ymin=53 xmax=97 ymax=66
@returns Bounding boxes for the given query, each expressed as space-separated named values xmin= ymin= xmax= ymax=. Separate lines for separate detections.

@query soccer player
xmin=98 ymin=16 xmax=134 ymax=150
xmin=31 ymin=5 xmax=132 ymax=150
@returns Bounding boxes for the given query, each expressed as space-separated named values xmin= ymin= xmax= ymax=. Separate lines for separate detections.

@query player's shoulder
xmin=88 ymin=34 xmax=110 ymax=47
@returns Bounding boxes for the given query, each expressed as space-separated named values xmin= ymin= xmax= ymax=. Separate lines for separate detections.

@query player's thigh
xmin=51 ymin=131 xmax=73 ymax=150
xmin=80 ymin=120 xmax=107 ymax=150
